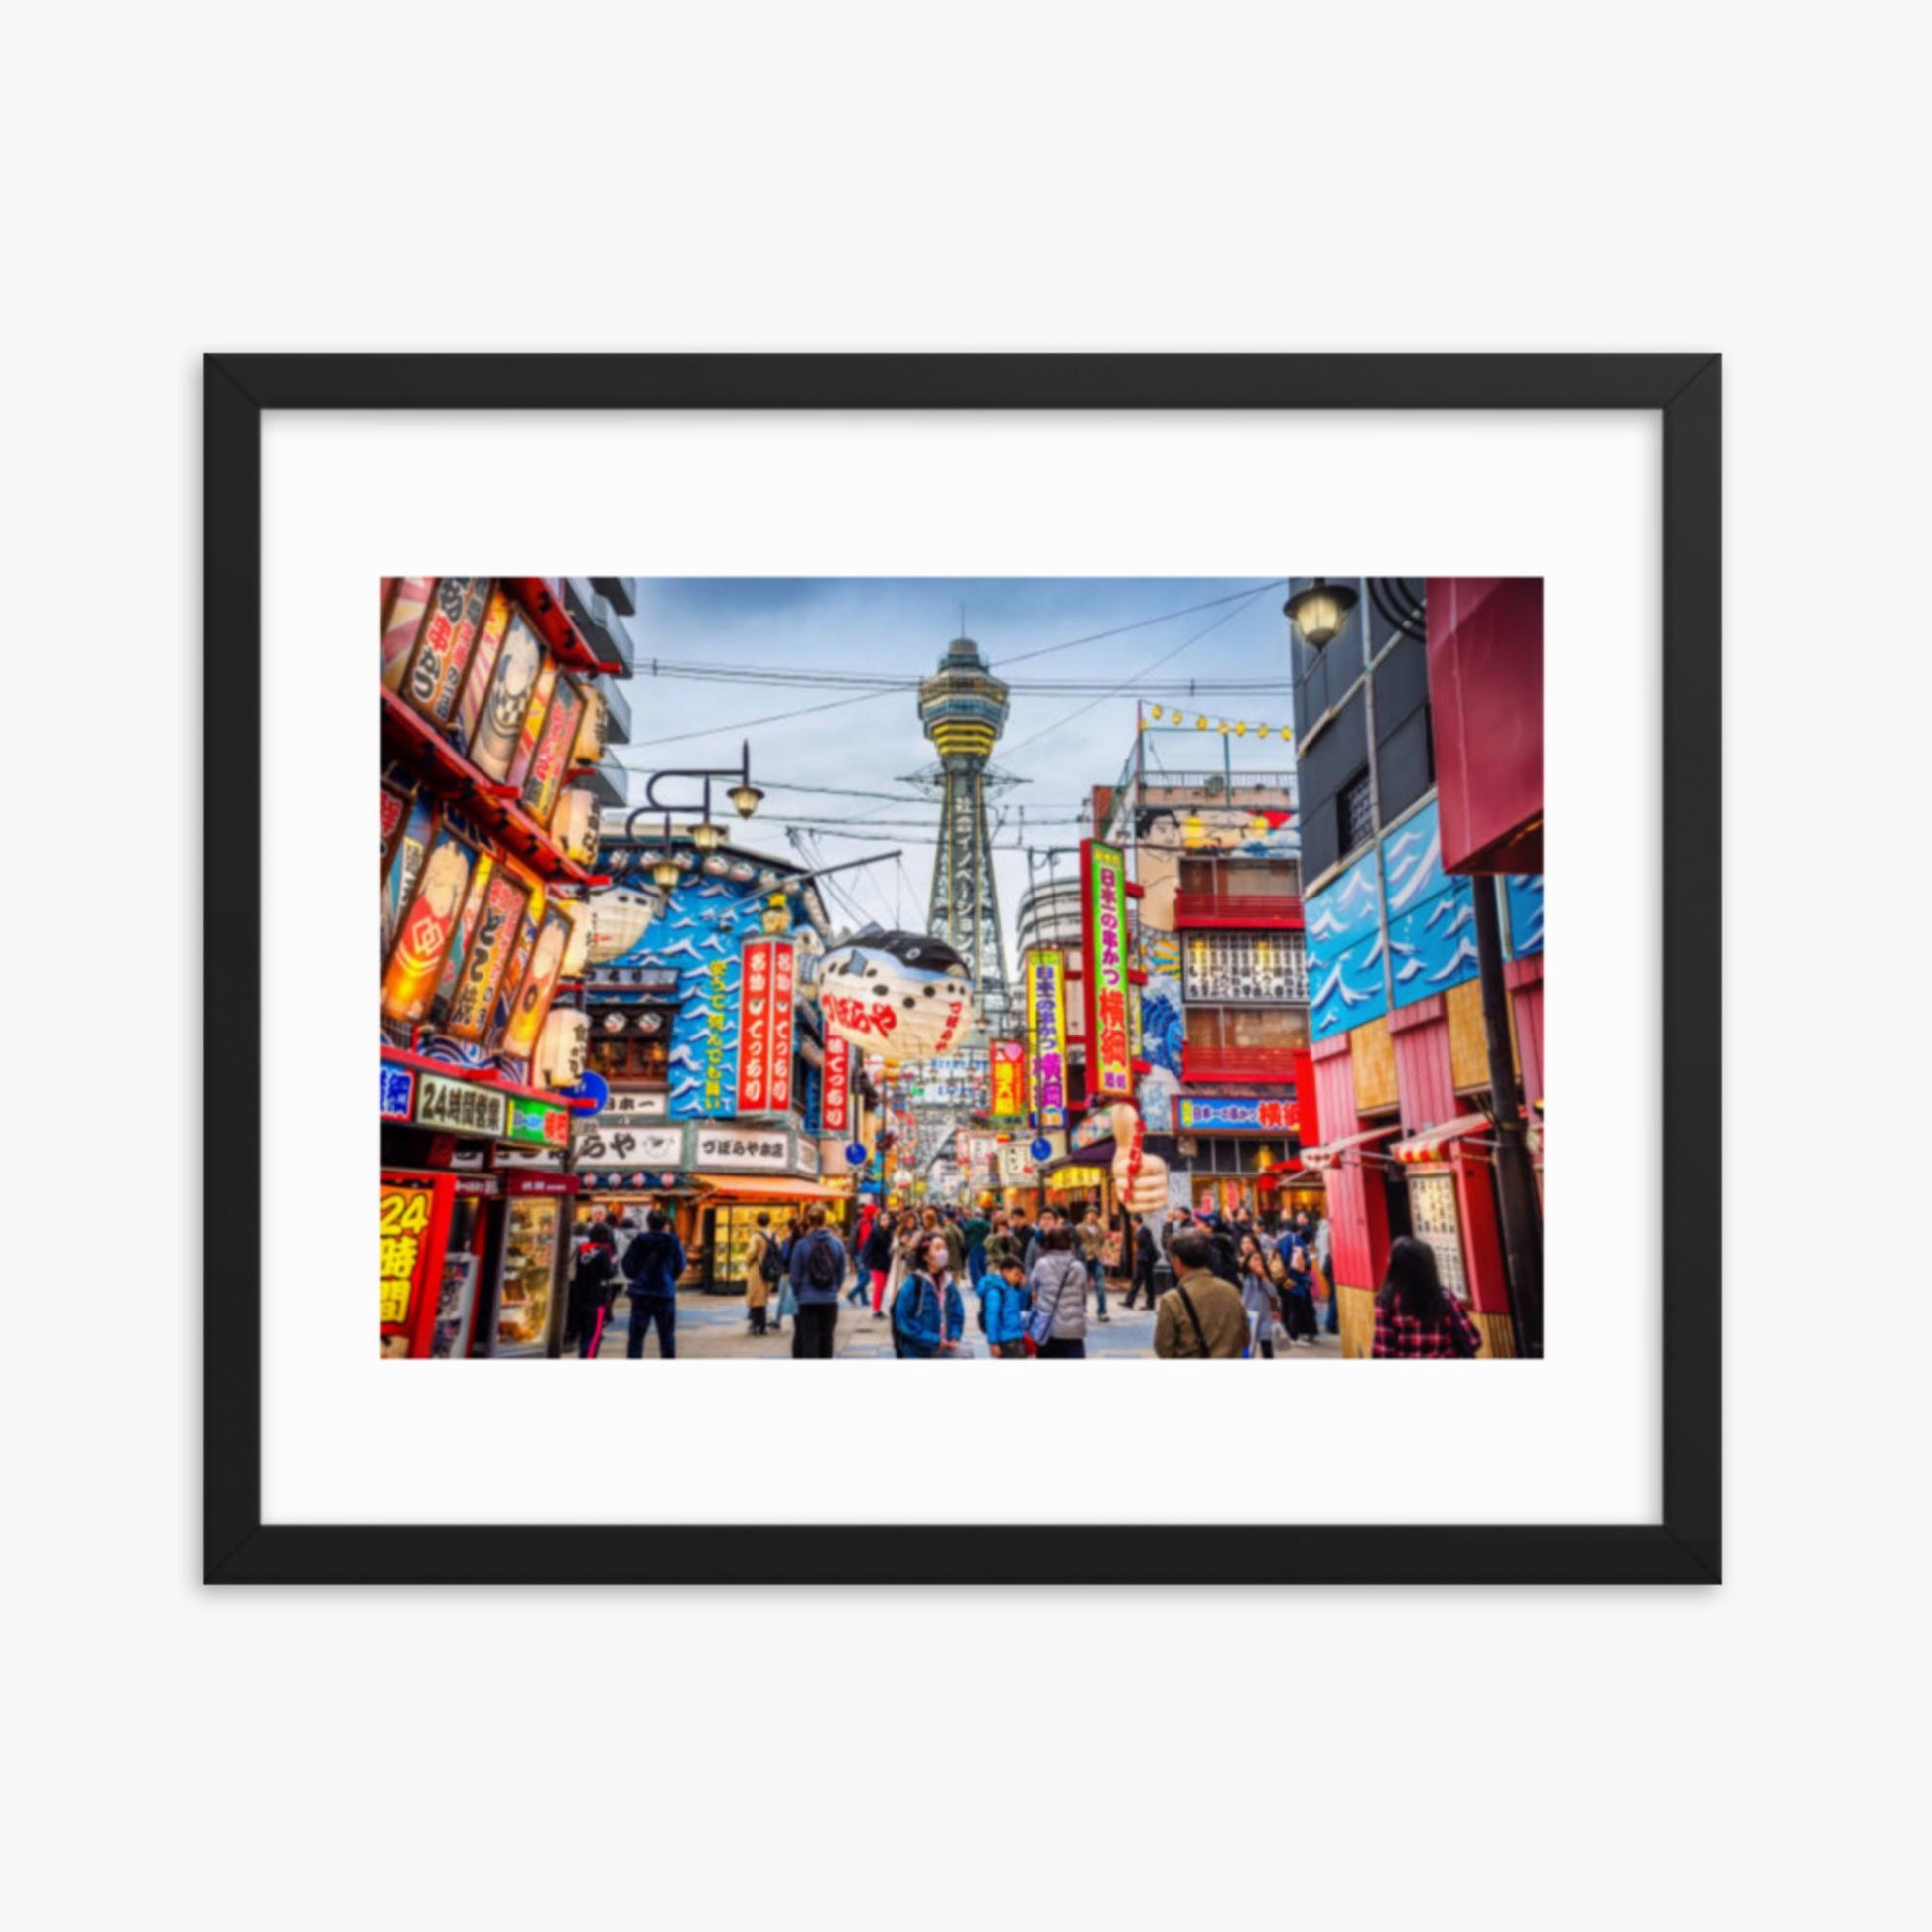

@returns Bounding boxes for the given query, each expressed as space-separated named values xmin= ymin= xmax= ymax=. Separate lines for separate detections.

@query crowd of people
xmin=563 ymin=1191 xmax=1479 ymax=1361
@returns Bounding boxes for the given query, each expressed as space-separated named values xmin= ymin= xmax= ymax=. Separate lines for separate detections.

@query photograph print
xmin=377 ymin=575 xmax=1544 ymax=1364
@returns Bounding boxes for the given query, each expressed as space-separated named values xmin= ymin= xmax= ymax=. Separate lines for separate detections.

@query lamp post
xmin=624 ymin=738 xmax=763 ymax=844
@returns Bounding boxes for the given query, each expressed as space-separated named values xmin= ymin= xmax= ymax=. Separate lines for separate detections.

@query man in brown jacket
xmin=1153 ymin=1227 xmax=1251 ymax=1359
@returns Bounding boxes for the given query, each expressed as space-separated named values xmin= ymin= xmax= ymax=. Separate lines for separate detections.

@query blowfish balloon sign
xmin=817 ymin=928 xmax=973 ymax=1062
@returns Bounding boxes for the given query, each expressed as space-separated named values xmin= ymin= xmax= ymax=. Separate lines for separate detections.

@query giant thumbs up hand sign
xmin=1109 ymin=1103 xmax=1168 ymax=1215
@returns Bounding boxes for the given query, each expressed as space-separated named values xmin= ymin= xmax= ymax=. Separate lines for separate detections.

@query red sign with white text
xmin=737 ymin=938 xmax=797 ymax=1114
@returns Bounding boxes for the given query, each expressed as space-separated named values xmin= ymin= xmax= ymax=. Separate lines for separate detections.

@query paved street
xmin=579 ymin=1268 xmax=1343 ymax=1361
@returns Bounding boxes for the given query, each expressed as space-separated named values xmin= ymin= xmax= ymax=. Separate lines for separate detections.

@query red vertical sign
xmin=737 ymin=938 xmax=797 ymax=1114
xmin=822 ymin=1038 xmax=853 ymax=1136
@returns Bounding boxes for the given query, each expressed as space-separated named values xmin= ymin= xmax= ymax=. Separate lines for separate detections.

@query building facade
xmin=1292 ymin=577 xmax=1545 ymax=1357
xmin=378 ymin=576 xmax=634 ymax=1358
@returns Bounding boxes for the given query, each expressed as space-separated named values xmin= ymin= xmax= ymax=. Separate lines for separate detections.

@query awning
xmin=1390 ymin=1113 xmax=1493 ymax=1165
xmin=1301 ymin=1123 xmax=1400 ymax=1172
xmin=690 ymin=1173 xmax=852 ymax=1203
xmin=1041 ymin=1138 xmax=1116 ymax=1174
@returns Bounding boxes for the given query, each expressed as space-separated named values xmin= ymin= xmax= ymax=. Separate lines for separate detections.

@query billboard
xmin=989 ymin=1037 xmax=1026 ymax=1118
xmin=736 ymin=937 xmax=797 ymax=1114
xmin=1080 ymin=838 xmax=1134 ymax=1102
xmin=1025 ymin=948 xmax=1067 ymax=1127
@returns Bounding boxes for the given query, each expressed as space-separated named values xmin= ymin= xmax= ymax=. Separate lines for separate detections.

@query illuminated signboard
xmin=989 ymin=1037 xmax=1026 ymax=1118
xmin=379 ymin=1177 xmax=437 ymax=1327
xmin=379 ymin=1063 xmax=416 ymax=1121
xmin=822 ymin=1039 xmax=854 ymax=1136
xmin=736 ymin=937 xmax=796 ymax=1114
xmin=414 ymin=1072 xmax=508 ymax=1140
xmin=504 ymin=1096 xmax=571 ymax=1148
xmin=1174 ymin=1095 xmax=1302 ymax=1133
xmin=1026 ymin=949 xmax=1067 ymax=1128
xmin=1081 ymin=839 xmax=1133 ymax=1102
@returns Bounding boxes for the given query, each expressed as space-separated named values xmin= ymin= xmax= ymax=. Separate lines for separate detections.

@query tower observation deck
xmin=918 ymin=636 xmax=1014 ymax=1036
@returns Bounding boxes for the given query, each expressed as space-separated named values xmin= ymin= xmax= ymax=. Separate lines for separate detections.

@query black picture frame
xmin=205 ymin=353 xmax=1720 ymax=1585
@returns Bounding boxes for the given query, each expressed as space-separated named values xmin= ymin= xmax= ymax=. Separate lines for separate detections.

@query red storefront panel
xmin=1428 ymin=576 xmax=1544 ymax=875
xmin=1312 ymin=1042 xmax=1383 ymax=1295
xmin=1509 ymin=958 xmax=1546 ymax=1109
xmin=1391 ymin=1008 xmax=1457 ymax=1136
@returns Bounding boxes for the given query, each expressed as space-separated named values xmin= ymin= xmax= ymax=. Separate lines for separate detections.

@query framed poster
xmin=206 ymin=352 xmax=1718 ymax=1584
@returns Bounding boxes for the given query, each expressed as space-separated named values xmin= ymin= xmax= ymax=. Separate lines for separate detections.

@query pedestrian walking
xmin=845 ymin=1205 xmax=874 ymax=1307
xmin=1314 ymin=1211 xmax=1338 ymax=1334
xmin=788 ymin=1204 xmax=848 ymax=1358
xmin=1122 ymin=1219 xmax=1161 ymax=1311
xmin=621 ymin=1208 xmax=684 ymax=1359
xmin=892 ymin=1232 xmax=965 ymax=1357
xmin=1371 ymin=1236 xmax=1483 ymax=1358
xmin=1276 ymin=1226 xmax=1320 ymax=1345
xmin=861 ymin=1207 xmax=897 ymax=1320
xmin=1077 ymin=1208 xmax=1111 ymax=1322
xmin=988 ymin=1212 xmax=1026 ymax=1273
xmin=1026 ymin=1225 xmax=1089 ymax=1358
xmin=962 ymin=1205 xmax=991 ymax=1287
xmin=1237 ymin=1231 xmax=1283 ymax=1359
xmin=566 ymin=1213 xmax=620 ymax=1358
xmin=1024 ymin=1208 xmax=1058 ymax=1276
xmin=743 ymin=1211 xmax=780 ymax=1336
xmin=1152 ymin=1227 xmax=1250 ymax=1359
xmin=975 ymin=1253 xmax=1033 ymax=1358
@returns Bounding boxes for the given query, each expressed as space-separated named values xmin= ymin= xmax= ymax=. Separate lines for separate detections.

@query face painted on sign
xmin=817 ymin=929 xmax=974 ymax=1060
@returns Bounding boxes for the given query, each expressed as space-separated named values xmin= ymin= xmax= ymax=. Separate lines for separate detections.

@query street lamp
xmin=690 ymin=816 xmax=726 ymax=853
xmin=728 ymin=777 xmax=765 ymax=819
xmin=626 ymin=738 xmax=763 ymax=837
xmin=647 ymin=813 xmax=681 ymax=890
xmin=1284 ymin=577 xmax=1359 ymax=651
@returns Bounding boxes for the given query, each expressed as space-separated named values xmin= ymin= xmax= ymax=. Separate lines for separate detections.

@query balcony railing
xmin=1173 ymin=889 xmax=1304 ymax=929
xmin=1182 ymin=1044 xmax=1303 ymax=1084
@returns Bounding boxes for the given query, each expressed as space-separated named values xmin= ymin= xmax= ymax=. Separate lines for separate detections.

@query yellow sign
xmin=379 ymin=1182 xmax=434 ymax=1327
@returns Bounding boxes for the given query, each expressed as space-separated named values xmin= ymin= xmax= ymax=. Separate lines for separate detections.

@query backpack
xmin=805 ymin=1230 xmax=842 ymax=1291
xmin=976 ymin=1284 xmax=994 ymax=1335
xmin=756 ymin=1235 xmax=784 ymax=1285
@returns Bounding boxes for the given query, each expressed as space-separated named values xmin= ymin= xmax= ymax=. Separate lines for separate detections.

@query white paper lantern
xmin=549 ymin=786 xmax=602 ymax=866
xmin=535 ymin=1006 xmax=589 ymax=1089
xmin=572 ymin=689 xmax=608 ymax=765
xmin=558 ymin=898 xmax=593 ymax=979
xmin=817 ymin=928 xmax=974 ymax=1063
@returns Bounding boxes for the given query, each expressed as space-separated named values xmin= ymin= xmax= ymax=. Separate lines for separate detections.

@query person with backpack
xmin=787 ymin=1203 xmax=848 ymax=1358
xmin=743 ymin=1211 xmax=780 ymax=1336
xmin=975 ymin=1253 xmax=1032 ymax=1358
xmin=1152 ymin=1227 xmax=1249 ymax=1358
xmin=621 ymin=1208 xmax=685 ymax=1359
xmin=566 ymin=1212 xmax=620 ymax=1358
xmin=1025 ymin=1224 xmax=1090 ymax=1359
xmin=892 ymin=1232 xmax=965 ymax=1358
xmin=1371 ymin=1236 xmax=1483 ymax=1358
xmin=1276 ymin=1224 xmax=1320 ymax=1346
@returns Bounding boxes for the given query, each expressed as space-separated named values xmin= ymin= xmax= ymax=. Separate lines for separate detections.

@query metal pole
xmin=1470 ymin=875 xmax=1543 ymax=1357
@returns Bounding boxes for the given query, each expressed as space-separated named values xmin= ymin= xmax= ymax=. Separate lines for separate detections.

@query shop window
xmin=1178 ymin=856 xmax=1302 ymax=897
xmin=589 ymin=1035 xmax=669 ymax=1083
xmin=1339 ymin=768 xmax=1375 ymax=857
xmin=1405 ymin=1173 xmax=1470 ymax=1303
xmin=1185 ymin=1006 xmax=1310 ymax=1052
xmin=1182 ymin=930 xmax=1309 ymax=1004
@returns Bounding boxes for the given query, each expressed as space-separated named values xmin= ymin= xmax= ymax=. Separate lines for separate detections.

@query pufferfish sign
xmin=817 ymin=928 xmax=973 ymax=1063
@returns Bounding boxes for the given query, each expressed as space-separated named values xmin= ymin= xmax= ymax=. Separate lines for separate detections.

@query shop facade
xmin=1293 ymin=577 xmax=1544 ymax=1357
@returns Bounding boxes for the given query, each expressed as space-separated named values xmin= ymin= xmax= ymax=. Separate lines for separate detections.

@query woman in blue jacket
xmin=892 ymin=1234 xmax=965 ymax=1358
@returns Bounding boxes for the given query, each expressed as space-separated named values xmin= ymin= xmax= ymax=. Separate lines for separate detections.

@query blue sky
xmin=612 ymin=577 xmax=1298 ymax=968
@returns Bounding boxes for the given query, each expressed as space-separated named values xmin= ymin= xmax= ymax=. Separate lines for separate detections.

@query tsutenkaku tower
xmin=918 ymin=636 xmax=1014 ymax=1035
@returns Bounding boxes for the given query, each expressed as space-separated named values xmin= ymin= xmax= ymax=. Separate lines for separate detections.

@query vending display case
xmin=494 ymin=1190 xmax=565 ymax=1351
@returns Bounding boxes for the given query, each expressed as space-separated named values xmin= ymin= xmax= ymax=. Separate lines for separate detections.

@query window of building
xmin=1177 ymin=856 xmax=1302 ymax=897
xmin=1182 ymin=930 xmax=1309 ymax=1004
xmin=1185 ymin=1006 xmax=1310 ymax=1052
xmin=1338 ymin=767 xmax=1375 ymax=857
xmin=588 ymin=1035 xmax=669 ymax=1083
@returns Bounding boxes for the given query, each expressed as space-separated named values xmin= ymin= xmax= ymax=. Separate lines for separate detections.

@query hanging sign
xmin=381 ymin=828 xmax=479 ymax=1026
xmin=379 ymin=1063 xmax=416 ymax=1121
xmin=821 ymin=1039 xmax=855 ymax=1136
xmin=499 ymin=908 xmax=572 ymax=1062
xmin=989 ymin=1037 xmax=1027 ymax=1119
xmin=1080 ymin=839 xmax=1134 ymax=1103
xmin=503 ymin=1096 xmax=572 ymax=1149
xmin=736 ymin=937 xmax=797 ymax=1113
xmin=1025 ymin=949 xmax=1067 ymax=1128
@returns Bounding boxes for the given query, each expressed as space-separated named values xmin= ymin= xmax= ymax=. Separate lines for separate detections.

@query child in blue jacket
xmin=976 ymin=1257 xmax=1033 ymax=1359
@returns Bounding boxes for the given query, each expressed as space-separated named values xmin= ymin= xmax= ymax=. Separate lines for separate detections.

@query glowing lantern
xmin=558 ymin=898 xmax=593 ymax=979
xmin=536 ymin=1006 xmax=590 ymax=1088
xmin=571 ymin=689 xmax=608 ymax=765
xmin=550 ymin=787 xmax=602 ymax=866
xmin=817 ymin=928 xmax=974 ymax=1062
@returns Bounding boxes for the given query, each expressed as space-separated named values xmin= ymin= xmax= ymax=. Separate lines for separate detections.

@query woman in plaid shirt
xmin=1371 ymin=1236 xmax=1483 ymax=1358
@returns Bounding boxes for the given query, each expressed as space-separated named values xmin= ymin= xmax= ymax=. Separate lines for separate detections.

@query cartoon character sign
xmin=817 ymin=928 xmax=974 ymax=1063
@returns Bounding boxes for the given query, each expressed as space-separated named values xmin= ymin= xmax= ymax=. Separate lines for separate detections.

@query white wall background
xmin=12 ymin=5 xmax=1922 ymax=1928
